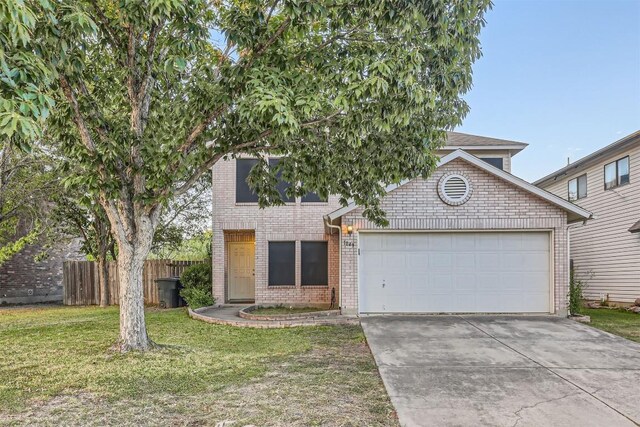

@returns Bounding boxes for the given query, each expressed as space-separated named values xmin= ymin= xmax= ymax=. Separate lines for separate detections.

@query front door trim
xmin=227 ymin=241 xmax=255 ymax=302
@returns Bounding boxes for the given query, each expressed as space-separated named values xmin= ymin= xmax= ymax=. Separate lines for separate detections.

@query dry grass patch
xmin=0 ymin=306 xmax=396 ymax=426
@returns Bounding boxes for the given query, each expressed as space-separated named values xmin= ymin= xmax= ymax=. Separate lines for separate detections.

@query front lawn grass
xmin=0 ymin=306 xmax=396 ymax=426
xmin=583 ymin=308 xmax=640 ymax=343
xmin=251 ymin=306 xmax=328 ymax=315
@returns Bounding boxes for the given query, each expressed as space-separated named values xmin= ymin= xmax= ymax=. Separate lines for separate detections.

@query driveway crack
xmin=458 ymin=315 xmax=640 ymax=427
xmin=511 ymin=391 xmax=580 ymax=427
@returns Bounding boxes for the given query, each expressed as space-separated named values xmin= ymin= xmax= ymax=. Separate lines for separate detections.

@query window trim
xmin=568 ymin=173 xmax=587 ymax=201
xmin=300 ymin=241 xmax=329 ymax=287
xmin=604 ymin=156 xmax=630 ymax=190
xmin=267 ymin=241 xmax=296 ymax=286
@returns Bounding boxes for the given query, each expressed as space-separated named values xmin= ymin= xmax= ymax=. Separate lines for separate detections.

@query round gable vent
xmin=438 ymin=173 xmax=472 ymax=206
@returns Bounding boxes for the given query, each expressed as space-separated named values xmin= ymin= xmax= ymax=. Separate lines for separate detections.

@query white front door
xmin=228 ymin=242 xmax=255 ymax=301
xmin=359 ymin=231 xmax=551 ymax=313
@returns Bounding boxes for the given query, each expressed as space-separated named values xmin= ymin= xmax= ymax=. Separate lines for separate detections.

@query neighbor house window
xmin=268 ymin=241 xmax=295 ymax=286
xmin=604 ymin=156 xmax=630 ymax=190
xmin=480 ymin=157 xmax=504 ymax=170
xmin=301 ymin=241 xmax=328 ymax=286
xmin=236 ymin=159 xmax=259 ymax=203
xmin=268 ymin=159 xmax=295 ymax=202
xmin=568 ymin=174 xmax=587 ymax=201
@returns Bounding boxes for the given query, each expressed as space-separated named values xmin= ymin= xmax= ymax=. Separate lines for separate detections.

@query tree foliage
xmin=0 ymin=142 xmax=55 ymax=265
xmin=3 ymin=0 xmax=490 ymax=350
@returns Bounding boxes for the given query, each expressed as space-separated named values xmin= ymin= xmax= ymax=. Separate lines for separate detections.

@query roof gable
xmin=326 ymin=150 xmax=592 ymax=223
xmin=534 ymin=130 xmax=640 ymax=187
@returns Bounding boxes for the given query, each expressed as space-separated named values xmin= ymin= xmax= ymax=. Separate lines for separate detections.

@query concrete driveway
xmin=362 ymin=315 xmax=640 ymax=427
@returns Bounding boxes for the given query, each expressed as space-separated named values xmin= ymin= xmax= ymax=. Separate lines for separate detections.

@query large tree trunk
xmin=115 ymin=245 xmax=152 ymax=352
xmin=106 ymin=207 xmax=159 ymax=352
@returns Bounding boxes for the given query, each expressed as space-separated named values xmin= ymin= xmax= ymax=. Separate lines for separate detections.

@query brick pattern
xmin=0 ymin=238 xmax=84 ymax=305
xmin=213 ymin=156 xmax=569 ymax=316
xmin=340 ymin=158 xmax=568 ymax=315
xmin=212 ymin=157 xmax=342 ymax=306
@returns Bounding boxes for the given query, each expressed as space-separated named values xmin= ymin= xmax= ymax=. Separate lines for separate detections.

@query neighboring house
xmin=0 ymin=237 xmax=83 ymax=305
xmin=211 ymin=132 xmax=591 ymax=316
xmin=535 ymin=130 xmax=640 ymax=304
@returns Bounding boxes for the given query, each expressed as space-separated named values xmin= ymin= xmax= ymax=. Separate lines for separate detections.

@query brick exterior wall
xmin=0 ymin=238 xmax=84 ymax=305
xmin=212 ymin=157 xmax=342 ymax=306
xmin=212 ymin=156 xmax=569 ymax=315
xmin=340 ymin=158 xmax=569 ymax=315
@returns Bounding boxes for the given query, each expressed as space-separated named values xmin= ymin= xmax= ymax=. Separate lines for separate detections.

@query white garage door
xmin=359 ymin=232 xmax=551 ymax=313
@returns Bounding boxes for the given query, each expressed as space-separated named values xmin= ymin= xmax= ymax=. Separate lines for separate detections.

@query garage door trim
xmin=356 ymin=229 xmax=555 ymax=314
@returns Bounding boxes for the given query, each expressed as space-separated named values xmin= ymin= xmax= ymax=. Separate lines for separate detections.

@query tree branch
xmin=88 ymin=0 xmax=127 ymax=66
xmin=59 ymin=75 xmax=97 ymax=154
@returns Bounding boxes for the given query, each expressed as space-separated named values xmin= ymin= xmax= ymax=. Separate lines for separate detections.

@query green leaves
xmin=6 ymin=0 xmax=490 ymax=226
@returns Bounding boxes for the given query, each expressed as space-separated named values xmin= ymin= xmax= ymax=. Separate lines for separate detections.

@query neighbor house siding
xmin=211 ymin=157 xmax=341 ymax=306
xmin=541 ymin=143 xmax=640 ymax=304
xmin=340 ymin=158 xmax=569 ymax=315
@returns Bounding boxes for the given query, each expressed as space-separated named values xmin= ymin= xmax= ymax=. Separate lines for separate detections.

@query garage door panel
xmin=476 ymin=234 xmax=500 ymax=250
xmin=476 ymin=253 xmax=501 ymax=271
xmin=453 ymin=273 xmax=476 ymax=291
xmin=430 ymin=234 xmax=453 ymax=249
xmin=407 ymin=253 xmax=430 ymax=271
xmin=429 ymin=252 xmax=453 ymax=269
xmin=453 ymin=234 xmax=476 ymax=250
xmin=454 ymin=253 xmax=476 ymax=270
xmin=359 ymin=232 xmax=551 ymax=314
xmin=383 ymin=252 xmax=407 ymax=271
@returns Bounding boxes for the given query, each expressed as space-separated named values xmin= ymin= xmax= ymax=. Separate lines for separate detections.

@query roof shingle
xmin=445 ymin=131 xmax=528 ymax=148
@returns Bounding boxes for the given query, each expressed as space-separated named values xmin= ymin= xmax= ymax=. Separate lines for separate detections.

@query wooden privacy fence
xmin=63 ymin=259 xmax=204 ymax=306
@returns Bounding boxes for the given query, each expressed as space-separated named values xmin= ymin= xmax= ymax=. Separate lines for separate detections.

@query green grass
xmin=0 ymin=306 xmax=397 ymax=426
xmin=251 ymin=306 xmax=328 ymax=315
xmin=583 ymin=308 xmax=640 ymax=343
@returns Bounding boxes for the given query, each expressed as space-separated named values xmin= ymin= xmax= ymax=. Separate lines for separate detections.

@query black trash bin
xmin=156 ymin=277 xmax=181 ymax=308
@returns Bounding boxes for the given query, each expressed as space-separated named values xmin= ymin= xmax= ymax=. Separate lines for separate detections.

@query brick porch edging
xmin=188 ymin=306 xmax=360 ymax=328
xmin=238 ymin=305 xmax=340 ymax=321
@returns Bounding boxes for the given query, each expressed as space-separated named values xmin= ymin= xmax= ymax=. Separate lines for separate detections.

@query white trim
xmin=442 ymin=144 xmax=527 ymax=151
xmin=327 ymin=149 xmax=593 ymax=222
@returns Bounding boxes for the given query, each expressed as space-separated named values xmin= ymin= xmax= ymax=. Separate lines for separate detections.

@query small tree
xmin=51 ymin=194 xmax=115 ymax=307
xmin=5 ymin=0 xmax=490 ymax=351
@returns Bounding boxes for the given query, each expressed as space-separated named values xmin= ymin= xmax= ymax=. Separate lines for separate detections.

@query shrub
xmin=180 ymin=263 xmax=214 ymax=309
xmin=568 ymin=269 xmax=585 ymax=315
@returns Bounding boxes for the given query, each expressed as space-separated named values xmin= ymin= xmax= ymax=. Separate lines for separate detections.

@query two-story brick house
xmin=212 ymin=132 xmax=591 ymax=315
xmin=535 ymin=130 xmax=640 ymax=304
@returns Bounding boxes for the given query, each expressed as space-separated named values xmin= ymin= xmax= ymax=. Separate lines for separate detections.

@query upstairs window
xmin=301 ymin=191 xmax=326 ymax=203
xmin=568 ymin=174 xmax=587 ymax=201
xmin=604 ymin=156 xmax=630 ymax=190
xmin=269 ymin=159 xmax=295 ymax=202
xmin=236 ymin=159 xmax=259 ymax=203
xmin=479 ymin=157 xmax=504 ymax=170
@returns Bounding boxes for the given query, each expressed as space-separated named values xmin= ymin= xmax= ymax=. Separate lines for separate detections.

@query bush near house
xmin=180 ymin=263 xmax=214 ymax=309
xmin=568 ymin=270 xmax=586 ymax=315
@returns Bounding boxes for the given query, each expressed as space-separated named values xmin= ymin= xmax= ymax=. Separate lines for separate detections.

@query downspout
xmin=324 ymin=215 xmax=342 ymax=311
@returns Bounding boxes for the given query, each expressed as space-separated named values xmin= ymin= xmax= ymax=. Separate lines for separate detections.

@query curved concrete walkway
xmin=189 ymin=305 xmax=359 ymax=328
